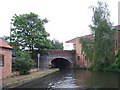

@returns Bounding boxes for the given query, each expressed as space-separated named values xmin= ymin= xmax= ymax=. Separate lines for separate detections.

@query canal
xmin=17 ymin=69 xmax=119 ymax=89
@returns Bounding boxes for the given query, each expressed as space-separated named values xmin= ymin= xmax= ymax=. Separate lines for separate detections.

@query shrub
xmin=90 ymin=61 xmax=105 ymax=71
xmin=103 ymin=50 xmax=120 ymax=72
xmin=14 ymin=50 xmax=35 ymax=75
xmin=115 ymin=50 xmax=120 ymax=69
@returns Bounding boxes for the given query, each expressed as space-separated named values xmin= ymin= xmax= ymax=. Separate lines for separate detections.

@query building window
xmin=77 ymin=56 xmax=80 ymax=60
xmin=85 ymin=56 xmax=87 ymax=60
xmin=0 ymin=54 xmax=4 ymax=66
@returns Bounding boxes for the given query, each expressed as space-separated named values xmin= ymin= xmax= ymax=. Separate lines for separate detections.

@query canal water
xmin=17 ymin=69 xmax=119 ymax=89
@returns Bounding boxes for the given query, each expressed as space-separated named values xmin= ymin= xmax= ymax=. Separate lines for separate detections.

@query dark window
xmin=0 ymin=54 xmax=4 ymax=66
xmin=85 ymin=56 xmax=87 ymax=60
xmin=77 ymin=56 xmax=80 ymax=60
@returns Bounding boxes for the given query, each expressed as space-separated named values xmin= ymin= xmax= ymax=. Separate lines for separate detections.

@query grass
xmin=10 ymin=74 xmax=20 ymax=78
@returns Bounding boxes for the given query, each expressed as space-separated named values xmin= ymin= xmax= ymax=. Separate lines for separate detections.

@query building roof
xmin=66 ymin=34 xmax=93 ymax=43
xmin=81 ymin=34 xmax=93 ymax=40
xmin=0 ymin=39 xmax=12 ymax=49
xmin=113 ymin=25 xmax=120 ymax=30
xmin=114 ymin=25 xmax=120 ymax=28
xmin=66 ymin=37 xmax=79 ymax=43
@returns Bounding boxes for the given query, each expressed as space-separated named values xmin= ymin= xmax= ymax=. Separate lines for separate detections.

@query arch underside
xmin=51 ymin=58 xmax=72 ymax=69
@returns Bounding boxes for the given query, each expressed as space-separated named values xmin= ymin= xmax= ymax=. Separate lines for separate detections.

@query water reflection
xmin=75 ymin=70 xmax=118 ymax=88
xmin=17 ymin=69 xmax=119 ymax=89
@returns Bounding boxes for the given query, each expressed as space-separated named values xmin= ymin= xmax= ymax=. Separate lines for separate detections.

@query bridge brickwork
xmin=39 ymin=50 xmax=76 ymax=68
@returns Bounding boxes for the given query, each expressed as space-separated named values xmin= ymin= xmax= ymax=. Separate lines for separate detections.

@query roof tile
xmin=0 ymin=39 xmax=12 ymax=49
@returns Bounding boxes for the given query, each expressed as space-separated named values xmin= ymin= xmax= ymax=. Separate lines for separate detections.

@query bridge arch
xmin=49 ymin=58 xmax=72 ymax=69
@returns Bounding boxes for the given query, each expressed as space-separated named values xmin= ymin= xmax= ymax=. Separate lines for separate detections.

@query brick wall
xmin=74 ymin=37 xmax=88 ymax=68
xmin=117 ymin=30 xmax=120 ymax=49
xmin=0 ymin=48 xmax=12 ymax=78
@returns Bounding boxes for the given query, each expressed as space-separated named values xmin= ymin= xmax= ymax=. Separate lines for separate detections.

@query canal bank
xmin=2 ymin=68 xmax=59 ymax=90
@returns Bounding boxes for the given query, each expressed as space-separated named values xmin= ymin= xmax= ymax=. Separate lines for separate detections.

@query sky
xmin=0 ymin=0 xmax=119 ymax=49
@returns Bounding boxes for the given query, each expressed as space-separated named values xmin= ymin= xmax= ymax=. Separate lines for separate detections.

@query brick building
xmin=0 ymin=38 xmax=12 ymax=78
xmin=114 ymin=25 xmax=120 ymax=51
xmin=66 ymin=35 xmax=93 ymax=68
xmin=66 ymin=25 xmax=120 ymax=68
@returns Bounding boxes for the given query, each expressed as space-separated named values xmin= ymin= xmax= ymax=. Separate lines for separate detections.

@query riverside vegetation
xmin=80 ymin=1 xmax=120 ymax=72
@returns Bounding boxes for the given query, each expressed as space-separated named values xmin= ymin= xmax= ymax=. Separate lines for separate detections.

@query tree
xmin=80 ymin=37 xmax=94 ymax=62
xmin=80 ymin=1 xmax=115 ymax=70
xmin=5 ymin=12 xmax=51 ymax=58
xmin=90 ymin=1 xmax=115 ymax=70
xmin=13 ymin=50 xmax=35 ymax=75
xmin=115 ymin=50 xmax=120 ymax=69
xmin=49 ymin=39 xmax=63 ymax=50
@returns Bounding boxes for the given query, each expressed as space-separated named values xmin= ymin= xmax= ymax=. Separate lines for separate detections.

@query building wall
xmin=66 ymin=26 xmax=120 ymax=68
xmin=117 ymin=30 xmax=120 ymax=49
xmin=73 ymin=37 xmax=88 ymax=68
xmin=0 ymin=48 xmax=12 ymax=78
xmin=74 ymin=30 xmax=120 ymax=68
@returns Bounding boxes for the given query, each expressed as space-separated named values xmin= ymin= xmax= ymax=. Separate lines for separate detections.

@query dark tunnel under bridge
xmin=50 ymin=58 xmax=72 ymax=69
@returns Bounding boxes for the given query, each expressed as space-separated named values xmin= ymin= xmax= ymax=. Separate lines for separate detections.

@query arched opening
xmin=51 ymin=58 xmax=72 ymax=69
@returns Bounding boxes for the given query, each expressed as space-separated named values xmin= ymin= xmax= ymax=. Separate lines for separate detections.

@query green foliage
xmin=5 ymin=12 xmax=51 ymax=58
xmin=13 ymin=50 xmax=35 ymax=75
xmin=80 ymin=37 xmax=94 ymax=62
xmin=89 ymin=1 xmax=115 ymax=70
xmin=91 ymin=51 xmax=120 ymax=73
xmin=49 ymin=39 xmax=63 ymax=50
xmin=80 ymin=1 xmax=116 ymax=71
xmin=90 ymin=50 xmax=120 ymax=72
xmin=115 ymin=50 xmax=120 ymax=68
xmin=10 ymin=73 xmax=20 ymax=78
xmin=108 ymin=50 xmax=120 ymax=72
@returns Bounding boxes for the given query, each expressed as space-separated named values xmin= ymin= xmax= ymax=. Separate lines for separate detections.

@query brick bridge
xmin=39 ymin=50 xmax=75 ymax=68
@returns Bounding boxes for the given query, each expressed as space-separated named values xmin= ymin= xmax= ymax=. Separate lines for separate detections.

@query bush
xmin=90 ymin=50 xmax=120 ymax=72
xmin=115 ymin=50 xmax=120 ymax=69
xmin=14 ymin=50 xmax=35 ymax=75
xmin=90 ymin=61 xmax=105 ymax=71
xmin=102 ymin=50 xmax=120 ymax=72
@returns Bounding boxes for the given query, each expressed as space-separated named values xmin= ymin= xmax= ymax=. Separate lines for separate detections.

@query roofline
xmin=0 ymin=46 xmax=12 ymax=49
xmin=66 ymin=34 xmax=93 ymax=43
xmin=81 ymin=34 xmax=92 ymax=37
xmin=0 ymin=38 xmax=12 ymax=49
xmin=66 ymin=37 xmax=80 ymax=43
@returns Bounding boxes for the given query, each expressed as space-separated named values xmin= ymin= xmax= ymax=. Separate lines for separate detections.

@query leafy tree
xmin=5 ymin=12 xmax=51 ymax=58
xmin=89 ymin=1 xmax=115 ymax=70
xmin=80 ymin=1 xmax=115 ymax=70
xmin=115 ymin=50 xmax=120 ymax=69
xmin=49 ymin=39 xmax=63 ymax=50
xmin=13 ymin=50 xmax=35 ymax=75
xmin=80 ymin=37 xmax=94 ymax=62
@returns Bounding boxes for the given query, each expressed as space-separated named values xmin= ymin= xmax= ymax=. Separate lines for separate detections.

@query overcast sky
xmin=0 ymin=0 xmax=119 ymax=45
